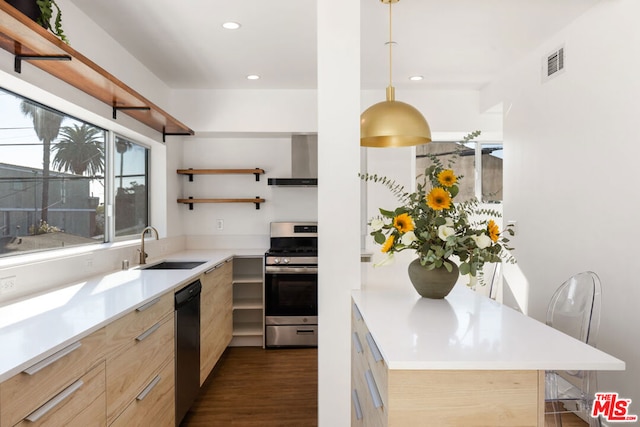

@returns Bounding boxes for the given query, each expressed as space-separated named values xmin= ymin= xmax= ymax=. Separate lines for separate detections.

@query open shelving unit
xmin=0 ymin=3 xmax=194 ymax=141
xmin=230 ymin=256 xmax=265 ymax=347
xmin=177 ymin=168 xmax=266 ymax=210
xmin=177 ymin=168 xmax=265 ymax=182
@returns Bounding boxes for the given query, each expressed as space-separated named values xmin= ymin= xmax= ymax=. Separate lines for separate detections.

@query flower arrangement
xmin=361 ymin=131 xmax=515 ymax=285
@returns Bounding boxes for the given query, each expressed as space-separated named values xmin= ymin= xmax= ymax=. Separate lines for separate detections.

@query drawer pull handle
xmin=25 ymin=379 xmax=84 ymax=422
xmin=136 ymin=322 xmax=161 ymax=342
xmin=136 ymin=297 xmax=161 ymax=312
xmin=136 ymin=375 xmax=161 ymax=401
xmin=352 ymin=332 xmax=363 ymax=354
xmin=365 ymin=370 xmax=383 ymax=409
xmin=206 ymin=260 xmax=229 ymax=274
xmin=352 ymin=389 xmax=363 ymax=420
xmin=296 ymin=329 xmax=315 ymax=335
xmin=23 ymin=341 xmax=82 ymax=376
xmin=366 ymin=332 xmax=383 ymax=362
xmin=353 ymin=303 xmax=363 ymax=321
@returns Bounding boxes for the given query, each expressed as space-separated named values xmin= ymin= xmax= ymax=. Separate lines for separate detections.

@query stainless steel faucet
xmin=138 ymin=226 xmax=159 ymax=265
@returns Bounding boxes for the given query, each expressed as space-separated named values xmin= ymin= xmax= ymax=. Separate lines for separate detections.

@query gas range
xmin=264 ymin=222 xmax=318 ymax=348
xmin=265 ymin=222 xmax=318 ymax=267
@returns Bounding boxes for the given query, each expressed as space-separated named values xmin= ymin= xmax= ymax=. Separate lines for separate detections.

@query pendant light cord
xmin=388 ymin=1 xmax=393 ymax=87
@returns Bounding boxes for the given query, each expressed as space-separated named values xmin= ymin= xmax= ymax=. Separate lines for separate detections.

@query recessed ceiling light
xmin=222 ymin=22 xmax=241 ymax=30
xmin=409 ymin=75 xmax=424 ymax=81
xmin=246 ymin=75 xmax=260 ymax=80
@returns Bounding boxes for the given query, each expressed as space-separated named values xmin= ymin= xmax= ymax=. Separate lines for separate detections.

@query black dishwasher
xmin=175 ymin=279 xmax=202 ymax=426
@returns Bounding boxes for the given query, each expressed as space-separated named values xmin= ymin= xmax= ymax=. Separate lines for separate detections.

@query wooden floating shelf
xmin=177 ymin=197 xmax=265 ymax=210
xmin=0 ymin=3 xmax=194 ymax=141
xmin=177 ymin=168 xmax=265 ymax=182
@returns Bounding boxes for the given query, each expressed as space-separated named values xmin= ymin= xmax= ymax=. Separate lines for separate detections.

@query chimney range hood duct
xmin=268 ymin=134 xmax=318 ymax=186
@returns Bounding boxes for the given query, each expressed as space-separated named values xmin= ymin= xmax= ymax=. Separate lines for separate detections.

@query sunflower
xmin=393 ymin=213 xmax=415 ymax=233
xmin=381 ymin=235 xmax=395 ymax=253
xmin=488 ymin=219 xmax=500 ymax=242
xmin=426 ymin=187 xmax=451 ymax=210
xmin=437 ymin=169 xmax=457 ymax=187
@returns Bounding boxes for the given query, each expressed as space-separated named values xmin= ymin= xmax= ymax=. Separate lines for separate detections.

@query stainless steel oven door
xmin=264 ymin=266 xmax=318 ymax=319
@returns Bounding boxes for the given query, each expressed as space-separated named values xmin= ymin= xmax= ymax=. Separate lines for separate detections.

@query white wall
xmin=317 ymin=0 xmax=360 ymax=425
xmin=178 ymin=136 xmax=318 ymax=249
xmin=170 ymin=90 xmax=317 ymax=134
xmin=482 ymin=0 xmax=640 ymax=408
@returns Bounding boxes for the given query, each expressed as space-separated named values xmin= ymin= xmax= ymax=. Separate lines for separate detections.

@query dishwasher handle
xmin=175 ymin=280 xmax=202 ymax=309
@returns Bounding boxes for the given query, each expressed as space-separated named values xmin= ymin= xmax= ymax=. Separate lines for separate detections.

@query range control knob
xmin=283 ymin=258 xmax=290 ymax=264
xmin=273 ymin=258 xmax=280 ymax=264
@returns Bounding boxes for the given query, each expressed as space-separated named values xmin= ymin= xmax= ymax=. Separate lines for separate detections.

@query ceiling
xmin=69 ymin=0 xmax=600 ymax=91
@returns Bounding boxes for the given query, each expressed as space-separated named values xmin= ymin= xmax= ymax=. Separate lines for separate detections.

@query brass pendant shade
xmin=361 ymin=86 xmax=431 ymax=148
xmin=360 ymin=0 xmax=431 ymax=148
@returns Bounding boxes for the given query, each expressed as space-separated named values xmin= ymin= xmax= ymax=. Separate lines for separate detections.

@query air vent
xmin=542 ymin=45 xmax=565 ymax=82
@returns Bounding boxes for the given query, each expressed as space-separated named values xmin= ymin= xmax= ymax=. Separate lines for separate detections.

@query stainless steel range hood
xmin=268 ymin=134 xmax=318 ymax=186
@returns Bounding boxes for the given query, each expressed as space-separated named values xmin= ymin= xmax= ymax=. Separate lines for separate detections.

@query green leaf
xmin=459 ymin=262 xmax=471 ymax=275
xmin=449 ymin=185 xmax=459 ymax=198
xmin=379 ymin=208 xmax=395 ymax=218
xmin=374 ymin=232 xmax=386 ymax=244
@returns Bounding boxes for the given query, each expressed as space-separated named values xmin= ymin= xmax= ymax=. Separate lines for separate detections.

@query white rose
xmin=400 ymin=231 xmax=417 ymax=246
xmin=472 ymin=234 xmax=492 ymax=249
xmin=437 ymin=225 xmax=455 ymax=241
xmin=370 ymin=218 xmax=385 ymax=232
xmin=444 ymin=217 xmax=454 ymax=227
xmin=373 ymin=253 xmax=395 ymax=267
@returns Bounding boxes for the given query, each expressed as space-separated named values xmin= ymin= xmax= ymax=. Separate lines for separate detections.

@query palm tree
xmin=20 ymin=100 xmax=63 ymax=223
xmin=52 ymin=124 xmax=105 ymax=176
xmin=115 ymin=137 xmax=133 ymax=193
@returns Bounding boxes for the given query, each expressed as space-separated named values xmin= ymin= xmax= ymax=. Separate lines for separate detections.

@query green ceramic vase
xmin=407 ymin=258 xmax=459 ymax=299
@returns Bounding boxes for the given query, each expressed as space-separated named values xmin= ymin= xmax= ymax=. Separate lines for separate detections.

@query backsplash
xmin=0 ymin=236 xmax=186 ymax=306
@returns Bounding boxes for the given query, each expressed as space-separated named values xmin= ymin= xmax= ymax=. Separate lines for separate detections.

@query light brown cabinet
xmin=105 ymin=297 xmax=175 ymax=426
xmin=13 ymin=362 xmax=106 ymax=427
xmin=200 ymin=258 xmax=233 ymax=385
xmin=0 ymin=328 xmax=106 ymax=427
xmin=110 ymin=358 xmax=175 ymax=427
xmin=351 ymin=300 xmax=542 ymax=427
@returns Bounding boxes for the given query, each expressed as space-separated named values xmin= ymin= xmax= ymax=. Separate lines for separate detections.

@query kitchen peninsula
xmin=351 ymin=285 xmax=625 ymax=426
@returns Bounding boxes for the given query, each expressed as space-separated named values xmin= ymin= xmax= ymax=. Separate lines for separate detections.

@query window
xmin=0 ymin=87 xmax=149 ymax=257
xmin=416 ymin=140 xmax=503 ymax=202
xmin=114 ymin=136 xmax=149 ymax=237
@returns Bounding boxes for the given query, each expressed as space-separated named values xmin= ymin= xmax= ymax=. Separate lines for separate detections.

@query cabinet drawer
xmin=106 ymin=312 xmax=174 ymax=424
xmin=14 ymin=362 xmax=106 ymax=427
xmin=352 ymin=366 xmax=386 ymax=427
xmin=352 ymin=304 xmax=388 ymax=407
xmin=105 ymin=292 xmax=173 ymax=355
xmin=111 ymin=357 xmax=175 ymax=427
xmin=0 ymin=328 xmax=106 ymax=427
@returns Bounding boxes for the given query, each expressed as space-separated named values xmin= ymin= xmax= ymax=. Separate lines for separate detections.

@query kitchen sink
xmin=141 ymin=261 xmax=206 ymax=270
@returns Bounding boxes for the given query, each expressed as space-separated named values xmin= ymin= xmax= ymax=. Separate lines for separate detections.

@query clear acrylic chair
xmin=545 ymin=271 xmax=602 ymax=427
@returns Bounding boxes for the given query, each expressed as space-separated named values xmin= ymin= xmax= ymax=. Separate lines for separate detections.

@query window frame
xmin=416 ymin=139 xmax=504 ymax=203
xmin=0 ymin=85 xmax=152 ymax=257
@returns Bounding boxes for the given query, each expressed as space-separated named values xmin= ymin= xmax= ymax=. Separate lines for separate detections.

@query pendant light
xmin=361 ymin=0 xmax=431 ymax=148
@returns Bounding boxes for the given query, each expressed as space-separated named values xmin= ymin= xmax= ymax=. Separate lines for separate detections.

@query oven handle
xmin=265 ymin=266 xmax=318 ymax=274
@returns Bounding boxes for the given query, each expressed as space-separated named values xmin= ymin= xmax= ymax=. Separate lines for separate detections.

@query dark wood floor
xmin=181 ymin=347 xmax=318 ymax=427
xmin=181 ymin=346 xmax=586 ymax=427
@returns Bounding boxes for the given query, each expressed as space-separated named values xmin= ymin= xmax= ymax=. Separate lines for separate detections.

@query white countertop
xmin=352 ymin=285 xmax=625 ymax=371
xmin=0 ymin=249 xmax=265 ymax=382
